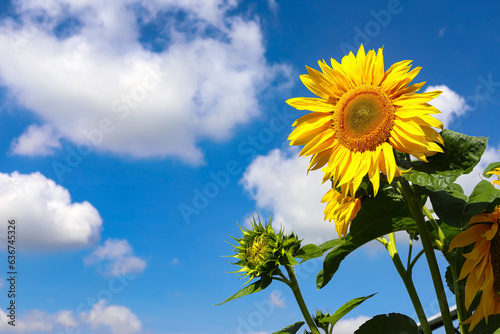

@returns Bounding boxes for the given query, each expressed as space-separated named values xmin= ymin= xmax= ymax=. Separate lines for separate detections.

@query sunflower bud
xmin=229 ymin=215 xmax=301 ymax=283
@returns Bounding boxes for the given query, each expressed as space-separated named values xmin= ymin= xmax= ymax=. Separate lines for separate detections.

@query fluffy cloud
xmin=0 ymin=0 xmax=290 ymax=164
xmin=11 ymin=124 xmax=61 ymax=156
xmin=240 ymin=148 xmax=335 ymax=243
xmin=0 ymin=301 xmax=141 ymax=334
xmin=84 ymin=238 xmax=147 ymax=276
xmin=82 ymin=300 xmax=142 ymax=334
xmin=0 ymin=171 xmax=102 ymax=250
xmin=425 ymin=85 xmax=469 ymax=129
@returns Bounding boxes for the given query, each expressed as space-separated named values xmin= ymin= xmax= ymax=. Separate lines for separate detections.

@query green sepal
xmin=402 ymin=129 xmax=487 ymax=191
xmin=282 ymin=251 xmax=299 ymax=266
xmin=354 ymin=313 xmax=418 ymax=334
xmin=319 ymin=293 xmax=376 ymax=327
xmin=483 ymin=162 xmax=500 ymax=177
xmin=317 ymin=188 xmax=417 ymax=289
xmin=272 ymin=321 xmax=305 ymax=334
xmin=215 ymin=277 xmax=272 ymax=305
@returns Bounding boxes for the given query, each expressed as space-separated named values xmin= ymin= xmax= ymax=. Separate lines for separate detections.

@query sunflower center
xmin=334 ymin=85 xmax=396 ymax=152
xmin=246 ymin=235 xmax=270 ymax=267
xmin=491 ymin=226 xmax=500 ymax=294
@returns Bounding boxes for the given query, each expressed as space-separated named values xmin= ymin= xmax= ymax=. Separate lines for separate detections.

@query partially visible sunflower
xmin=287 ymin=44 xmax=444 ymax=197
xmin=322 ymin=188 xmax=362 ymax=237
xmin=449 ymin=206 xmax=500 ymax=331
xmin=487 ymin=168 xmax=500 ymax=188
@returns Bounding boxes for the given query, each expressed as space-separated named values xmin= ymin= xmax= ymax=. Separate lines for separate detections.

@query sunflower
xmin=322 ymin=188 xmax=362 ymax=237
xmin=287 ymin=45 xmax=444 ymax=197
xmin=229 ymin=216 xmax=301 ymax=283
xmin=448 ymin=206 xmax=500 ymax=330
xmin=487 ymin=168 xmax=500 ymax=188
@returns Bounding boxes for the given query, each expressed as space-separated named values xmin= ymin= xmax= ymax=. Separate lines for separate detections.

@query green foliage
xmin=402 ymin=129 xmax=487 ymax=191
xmin=428 ymin=180 xmax=500 ymax=231
xmin=317 ymin=238 xmax=344 ymax=254
xmin=272 ymin=321 xmax=305 ymax=334
xmin=318 ymin=294 xmax=376 ymax=328
xmin=294 ymin=244 xmax=323 ymax=263
xmin=427 ymin=183 xmax=468 ymax=228
xmin=463 ymin=180 xmax=500 ymax=224
xmin=317 ymin=188 xmax=417 ymax=288
xmin=215 ymin=277 xmax=271 ymax=305
xmin=354 ymin=313 xmax=418 ymax=334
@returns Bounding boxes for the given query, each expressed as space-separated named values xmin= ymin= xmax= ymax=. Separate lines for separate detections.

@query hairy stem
xmin=284 ymin=265 xmax=320 ymax=334
xmin=399 ymin=179 xmax=455 ymax=334
xmin=385 ymin=233 xmax=431 ymax=334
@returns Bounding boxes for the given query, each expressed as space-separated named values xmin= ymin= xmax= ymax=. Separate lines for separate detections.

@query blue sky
xmin=0 ymin=0 xmax=499 ymax=333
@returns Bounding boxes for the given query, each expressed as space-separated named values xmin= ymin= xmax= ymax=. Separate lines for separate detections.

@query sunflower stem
xmin=407 ymin=236 xmax=414 ymax=270
xmin=447 ymin=253 xmax=469 ymax=334
xmin=284 ymin=265 xmax=320 ymax=334
xmin=384 ymin=233 xmax=431 ymax=334
xmin=399 ymin=179 xmax=455 ymax=334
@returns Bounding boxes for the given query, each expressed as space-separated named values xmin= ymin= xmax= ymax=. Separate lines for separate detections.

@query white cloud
xmin=0 ymin=0 xmax=291 ymax=164
xmin=333 ymin=315 xmax=371 ymax=334
xmin=11 ymin=124 xmax=61 ymax=156
xmin=456 ymin=146 xmax=500 ymax=195
xmin=240 ymin=148 xmax=336 ymax=243
xmin=0 ymin=171 xmax=102 ymax=250
xmin=54 ymin=310 xmax=78 ymax=328
xmin=82 ymin=299 xmax=142 ymax=334
xmin=84 ymin=238 xmax=147 ymax=276
xmin=0 ymin=301 xmax=141 ymax=334
xmin=425 ymin=85 xmax=469 ymax=129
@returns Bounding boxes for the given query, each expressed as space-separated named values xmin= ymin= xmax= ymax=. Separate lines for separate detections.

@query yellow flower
xmin=322 ymin=188 xmax=362 ymax=237
xmin=449 ymin=207 xmax=500 ymax=331
xmin=487 ymin=168 xmax=500 ymax=188
xmin=287 ymin=45 xmax=444 ymax=197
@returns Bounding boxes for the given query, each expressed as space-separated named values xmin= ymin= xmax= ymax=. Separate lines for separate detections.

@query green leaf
xmin=469 ymin=314 xmax=500 ymax=334
xmin=354 ymin=313 xmax=418 ymax=334
xmin=317 ymin=188 xmax=417 ymax=288
xmin=272 ymin=321 xmax=305 ymax=334
xmin=463 ymin=180 xmax=500 ymax=225
xmin=429 ymin=180 xmax=500 ymax=230
xmin=294 ymin=244 xmax=323 ymax=263
xmin=427 ymin=185 xmax=468 ymax=228
xmin=403 ymin=129 xmax=487 ymax=191
xmin=319 ymin=294 xmax=376 ymax=327
xmin=317 ymin=238 xmax=344 ymax=254
xmin=483 ymin=162 xmax=500 ymax=177
xmin=318 ymin=216 xmax=416 ymax=288
xmin=215 ymin=278 xmax=271 ymax=305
